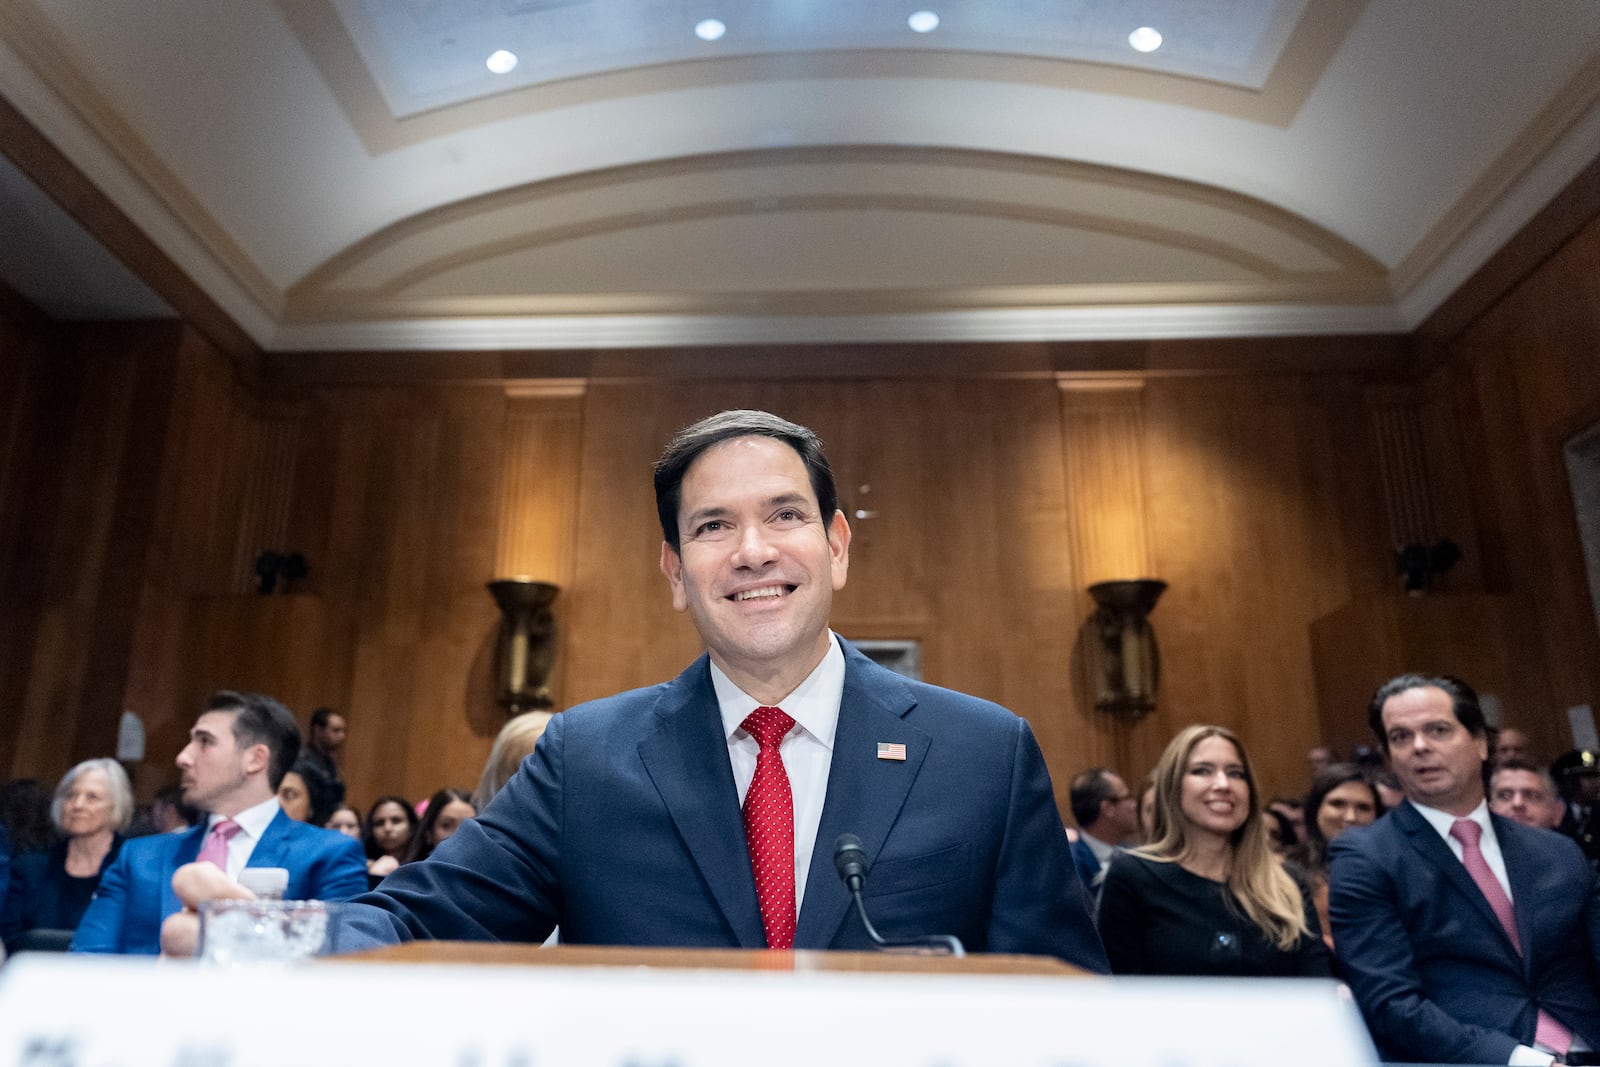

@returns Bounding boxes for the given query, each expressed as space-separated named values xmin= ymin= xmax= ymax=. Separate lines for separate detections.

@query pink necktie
xmin=196 ymin=817 xmax=241 ymax=872
xmin=742 ymin=706 xmax=797 ymax=950
xmin=1450 ymin=819 xmax=1572 ymax=1055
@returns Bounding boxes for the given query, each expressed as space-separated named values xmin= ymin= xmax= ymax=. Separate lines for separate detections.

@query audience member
xmin=1067 ymin=767 xmax=1138 ymax=890
xmin=1551 ymin=748 xmax=1600 ymax=866
xmin=1492 ymin=727 xmax=1533 ymax=766
xmin=403 ymin=787 xmax=476 ymax=864
xmin=324 ymin=804 xmax=361 ymax=838
xmin=72 ymin=691 xmax=367 ymax=954
xmin=1287 ymin=763 xmax=1383 ymax=951
xmin=298 ymin=706 xmax=347 ymax=808
xmin=1489 ymin=760 xmax=1564 ymax=830
xmin=1136 ymin=776 xmax=1158 ymax=842
xmin=278 ymin=758 xmax=338 ymax=827
xmin=472 ymin=711 xmax=555 ymax=812
xmin=362 ymin=795 xmax=417 ymax=885
xmin=1330 ymin=674 xmax=1600 ymax=1064
xmin=1 ymin=759 xmax=132 ymax=953
xmin=1307 ymin=744 xmax=1335 ymax=778
xmin=148 ymin=783 xmax=196 ymax=834
xmin=1261 ymin=808 xmax=1295 ymax=859
xmin=1266 ymin=795 xmax=1307 ymax=844
xmin=1371 ymin=769 xmax=1406 ymax=810
xmin=1096 ymin=724 xmax=1330 ymax=977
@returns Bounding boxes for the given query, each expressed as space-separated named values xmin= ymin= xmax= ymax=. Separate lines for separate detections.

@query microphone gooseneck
xmin=831 ymin=832 xmax=965 ymax=958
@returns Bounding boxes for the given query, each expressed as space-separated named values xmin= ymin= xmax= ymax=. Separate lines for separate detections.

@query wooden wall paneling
xmin=1057 ymin=378 xmax=1154 ymax=781
xmin=1138 ymin=376 xmax=1360 ymax=799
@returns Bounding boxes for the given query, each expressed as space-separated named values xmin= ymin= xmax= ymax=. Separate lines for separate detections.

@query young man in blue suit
xmin=72 ymin=691 xmax=367 ymax=954
xmin=231 ymin=409 xmax=1100 ymax=969
xmin=1330 ymin=674 xmax=1600 ymax=1064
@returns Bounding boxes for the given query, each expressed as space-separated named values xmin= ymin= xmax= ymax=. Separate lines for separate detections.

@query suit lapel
xmin=1396 ymin=802 xmax=1520 ymax=958
xmin=247 ymin=809 xmax=292 ymax=868
xmin=1495 ymin=814 xmax=1538 ymax=976
xmin=161 ymin=822 xmax=208 ymax=919
xmin=637 ymin=656 xmax=766 ymax=948
xmin=795 ymin=649 xmax=929 ymax=948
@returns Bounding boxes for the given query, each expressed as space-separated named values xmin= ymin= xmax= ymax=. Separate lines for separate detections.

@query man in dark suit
xmin=325 ymin=410 xmax=1105 ymax=968
xmin=1329 ymin=674 xmax=1600 ymax=1065
xmin=72 ymin=691 xmax=367 ymax=954
xmin=1067 ymin=767 xmax=1137 ymax=891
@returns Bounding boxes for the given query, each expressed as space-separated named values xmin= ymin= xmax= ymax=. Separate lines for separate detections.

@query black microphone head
xmin=833 ymin=833 xmax=868 ymax=887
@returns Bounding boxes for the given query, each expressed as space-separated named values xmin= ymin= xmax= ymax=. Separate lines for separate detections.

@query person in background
xmin=2 ymin=759 xmax=132 ymax=953
xmin=149 ymin=783 xmax=197 ymax=834
xmin=1330 ymin=674 xmax=1600 ymax=1064
xmin=1066 ymin=767 xmax=1139 ymax=891
xmin=1136 ymin=776 xmax=1158 ymax=842
xmin=1287 ymin=763 xmax=1384 ymax=952
xmin=277 ymin=759 xmax=338 ymax=827
xmin=298 ymin=707 xmax=347 ymax=809
xmin=1261 ymin=808 xmax=1296 ymax=859
xmin=324 ymin=804 xmax=361 ymax=839
xmin=1488 ymin=760 xmax=1564 ymax=830
xmin=1307 ymin=744 xmax=1335 ymax=779
xmin=1267 ymin=795 xmax=1307 ymax=844
xmin=0 ymin=779 xmax=56 ymax=855
xmin=1096 ymin=724 xmax=1330 ymax=977
xmin=1492 ymin=727 xmax=1533 ymax=766
xmin=1551 ymin=749 xmax=1600 ymax=867
xmin=403 ymin=788 xmax=476 ymax=864
xmin=472 ymin=711 xmax=555 ymax=812
xmin=362 ymin=796 xmax=416 ymax=885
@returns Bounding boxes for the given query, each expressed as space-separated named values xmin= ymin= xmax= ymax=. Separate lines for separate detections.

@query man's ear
xmin=660 ymin=541 xmax=688 ymax=613
xmin=242 ymin=742 xmax=270 ymax=779
xmin=827 ymin=510 xmax=851 ymax=591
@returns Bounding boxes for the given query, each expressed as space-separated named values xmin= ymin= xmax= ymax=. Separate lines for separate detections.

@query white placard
xmin=0 ymin=954 xmax=1376 ymax=1067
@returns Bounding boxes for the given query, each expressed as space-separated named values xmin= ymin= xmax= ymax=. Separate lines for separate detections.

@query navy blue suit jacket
xmin=1329 ymin=801 xmax=1600 ymax=1063
xmin=1070 ymin=837 xmax=1101 ymax=892
xmin=339 ymin=643 xmax=1108 ymax=970
xmin=71 ymin=808 xmax=367 ymax=955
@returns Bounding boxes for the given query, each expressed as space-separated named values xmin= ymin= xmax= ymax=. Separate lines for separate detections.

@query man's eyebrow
xmin=681 ymin=505 xmax=731 ymax=529
xmin=764 ymin=492 xmax=811 ymax=510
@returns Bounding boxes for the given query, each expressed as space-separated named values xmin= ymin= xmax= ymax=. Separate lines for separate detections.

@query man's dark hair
xmin=153 ymin=782 xmax=199 ymax=826
xmin=653 ymin=410 xmax=838 ymax=551
xmin=1367 ymin=673 xmax=1487 ymax=754
xmin=1068 ymin=767 xmax=1120 ymax=829
xmin=310 ymin=707 xmax=340 ymax=732
xmin=205 ymin=690 xmax=302 ymax=790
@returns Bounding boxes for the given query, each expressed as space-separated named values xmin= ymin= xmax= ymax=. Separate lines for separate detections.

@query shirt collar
xmin=1411 ymin=797 xmax=1493 ymax=841
xmin=1080 ymin=830 xmax=1117 ymax=865
xmin=211 ymin=796 xmax=281 ymax=841
xmin=713 ymin=632 xmax=844 ymax=751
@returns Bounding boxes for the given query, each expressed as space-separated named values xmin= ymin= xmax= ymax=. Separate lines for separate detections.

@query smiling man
xmin=324 ymin=410 xmax=1106 ymax=969
xmin=1329 ymin=675 xmax=1600 ymax=1065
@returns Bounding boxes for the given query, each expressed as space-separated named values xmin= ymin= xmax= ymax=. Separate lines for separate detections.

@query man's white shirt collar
xmin=713 ymin=632 xmax=844 ymax=750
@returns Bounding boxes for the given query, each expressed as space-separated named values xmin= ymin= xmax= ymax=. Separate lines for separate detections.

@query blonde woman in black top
xmin=1097 ymin=724 xmax=1331 ymax=977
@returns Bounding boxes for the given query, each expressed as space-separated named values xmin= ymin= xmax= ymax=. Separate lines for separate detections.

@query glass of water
xmin=198 ymin=899 xmax=338 ymax=966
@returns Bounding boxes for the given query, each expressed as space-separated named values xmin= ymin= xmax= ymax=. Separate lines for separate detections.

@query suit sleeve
xmin=68 ymin=848 xmax=130 ymax=954
xmin=984 ymin=716 xmax=1109 ymax=973
xmin=332 ymin=715 xmax=566 ymax=952
xmin=306 ymin=833 xmax=370 ymax=903
xmin=1328 ymin=834 xmax=1519 ymax=1064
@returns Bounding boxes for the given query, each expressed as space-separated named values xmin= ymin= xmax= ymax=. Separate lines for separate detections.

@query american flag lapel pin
xmin=877 ymin=742 xmax=907 ymax=761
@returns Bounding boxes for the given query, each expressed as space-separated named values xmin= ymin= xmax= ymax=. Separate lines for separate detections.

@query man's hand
xmin=159 ymin=862 xmax=256 ymax=957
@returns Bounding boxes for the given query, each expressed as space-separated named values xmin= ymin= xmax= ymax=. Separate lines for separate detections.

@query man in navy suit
xmin=321 ymin=410 xmax=1105 ymax=968
xmin=72 ymin=691 xmax=367 ymax=954
xmin=1067 ymin=767 xmax=1137 ymax=891
xmin=1330 ymin=674 xmax=1600 ymax=1064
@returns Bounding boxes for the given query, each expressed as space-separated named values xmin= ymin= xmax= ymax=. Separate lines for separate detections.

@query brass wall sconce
xmin=1087 ymin=579 xmax=1167 ymax=720
xmin=487 ymin=578 xmax=561 ymax=714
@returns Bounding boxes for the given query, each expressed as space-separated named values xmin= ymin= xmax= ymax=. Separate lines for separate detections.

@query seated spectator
xmin=362 ymin=796 xmax=417 ymax=886
xmin=1096 ymin=725 xmax=1331 ymax=977
xmin=403 ymin=788 xmax=476 ymax=864
xmin=2 ymin=759 xmax=132 ymax=953
xmin=1066 ymin=767 xmax=1138 ymax=891
xmin=1135 ymin=776 xmax=1157 ymax=842
xmin=0 ymin=778 xmax=56 ymax=854
xmin=324 ymin=804 xmax=361 ymax=839
xmin=1287 ymin=763 xmax=1384 ymax=951
xmin=1492 ymin=726 xmax=1533 ymax=766
xmin=148 ymin=783 xmax=197 ymax=834
xmin=1489 ymin=759 xmax=1563 ymax=830
xmin=277 ymin=759 xmax=338 ymax=827
xmin=1261 ymin=808 xmax=1296 ymax=859
xmin=472 ymin=711 xmax=554 ymax=812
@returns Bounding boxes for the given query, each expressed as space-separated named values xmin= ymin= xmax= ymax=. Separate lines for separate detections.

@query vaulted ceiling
xmin=1 ymin=0 xmax=1598 ymax=355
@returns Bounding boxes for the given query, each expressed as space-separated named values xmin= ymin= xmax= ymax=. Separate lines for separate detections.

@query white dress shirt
xmin=713 ymin=632 xmax=844 ymax=910
xmin=1411 ymin=799 xmax=1512 ymax=901
xmin=205 ymin=796 xmax=282 ymax=881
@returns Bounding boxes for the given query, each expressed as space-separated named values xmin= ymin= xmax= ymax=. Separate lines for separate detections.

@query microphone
xmin=832 ymin=833 xmax=965 ymax=957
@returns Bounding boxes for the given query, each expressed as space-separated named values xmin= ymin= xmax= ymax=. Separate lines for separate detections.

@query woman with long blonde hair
xmin=1096 ymin=725 xmax=1331 ymax=976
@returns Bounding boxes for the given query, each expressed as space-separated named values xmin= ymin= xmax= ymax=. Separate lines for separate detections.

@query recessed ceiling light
xmin=908 ymin=10 xmax=940 ymax=33
xmin=486 ymin=49 xmax=518 ymax=74
xmin=695 ymin=18 xmax=726 ymax=41
xmin=1128 ymin=26 xmax=1162 ymax=52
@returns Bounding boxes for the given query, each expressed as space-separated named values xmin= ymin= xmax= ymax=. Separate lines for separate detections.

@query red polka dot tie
xmin=742 ymin=705 xmax=797 ymax=950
